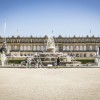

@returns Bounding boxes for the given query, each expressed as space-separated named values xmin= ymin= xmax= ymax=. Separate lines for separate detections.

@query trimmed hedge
xmin=76 ymin=59 xmax=95 ymax=64
xmin=2 ymin=59 xmax=95 ymax=64
xmin=8 ymin=60 xmax=25 ymax=64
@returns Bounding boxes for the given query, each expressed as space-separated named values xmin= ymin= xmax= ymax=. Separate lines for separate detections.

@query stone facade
xmin=0 ymin=35 xmax=100 ymax=58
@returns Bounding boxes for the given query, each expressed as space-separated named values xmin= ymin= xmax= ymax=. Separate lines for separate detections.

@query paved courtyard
xmin=0 ymin=68 xmax=100 ymax=100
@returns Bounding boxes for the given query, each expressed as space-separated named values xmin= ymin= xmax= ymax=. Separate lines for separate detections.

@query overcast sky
xmin=0 ymin=0 xmax=100 ymax=37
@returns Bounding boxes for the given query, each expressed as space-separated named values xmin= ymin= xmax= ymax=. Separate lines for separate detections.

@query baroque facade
xmin=0 ymin=35 xmax=100 ymax=58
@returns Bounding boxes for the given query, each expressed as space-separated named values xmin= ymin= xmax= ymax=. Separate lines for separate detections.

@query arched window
xmin=41 ymin=46 xmax=44 ymax=51
xmin=70 ymin=46 xmax=73 ymax=51
xmin=24 ymin=46 xmax=27 ymax=51
xmin=84 ymin=46 xmax=86 ymax=51
xmin=90 ymin=45 xmax=92 ymax=51
xmin=20 ymin=46 xmax=23 ymax=51
xmin=37 ymin=46 xmax=40 ymax=51
xmin=14 ymin=46 xmax=17 ymax=50
xmin=63 ymin=46 xmax=66 ymax=51
xmin=28 ymin=46 xmax=30 ymax=51
xmin=33 ymin=46 xmax=36 ymax=51
xmin=76 ymin=46 xmax=79 ymax=51
xmin=66 ymin=46 xmax=69 ymax=51
xmin=80 ymin=46 xmax=83 ymax=51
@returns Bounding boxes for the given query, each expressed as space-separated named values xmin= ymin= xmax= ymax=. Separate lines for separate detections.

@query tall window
xmin=20 ymin=46 xmax=23 ymax=51
xmin=41 ymin=46 xmax=44 ymax=51
xmin=66 ymin=46 xmax=69 ymax=51
xmin=24 ymin=46 xmax=27 ymax=51
xmin=33 ymin=46 xmax=36 ymax=51
xmin=37 ymin=46 xmax=40 ymax=51
xmin=84 ymin=46 xmax=86 ymax=51
xmin=28 ymin=46 xmax=30 ymax=51
xmin=14 ymin=46 xmax=17 ymax=50
xmin=76 ymin=46 xmax=79 ymax=51
xmin=63 ymin=46 xmax=66 ymax=51
xmin=90 ymin=45 xmax=92 ymax=51
xmin=80 ymin=46 xmax=83 ymax=51
xmin=70 ymin=46 xmax=73 ymax=51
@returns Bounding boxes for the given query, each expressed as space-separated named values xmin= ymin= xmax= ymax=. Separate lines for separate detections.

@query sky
xmin=0 ymin=0 xmax=100 ymax=37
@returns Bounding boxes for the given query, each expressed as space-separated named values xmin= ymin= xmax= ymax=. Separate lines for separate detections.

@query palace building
xmin=0 ymin=35 xmax=100 ymax=59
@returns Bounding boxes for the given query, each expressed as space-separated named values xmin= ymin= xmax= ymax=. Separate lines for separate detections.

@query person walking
xmin=57 ymin=57 xmax=60 ymax=66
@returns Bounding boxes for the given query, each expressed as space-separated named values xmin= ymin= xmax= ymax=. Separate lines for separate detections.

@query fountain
xmin=0 ymin=39 xmax=8 ymax=66
xmin=22 ymin=36 xmax=81 ymax=67
xmin=39 ymin=36 xmax=81 ymax=66
xmin=0 ymin=22 xmax=10 ymax=66
xmin=95 ymin=47 xmax=100 ymax=66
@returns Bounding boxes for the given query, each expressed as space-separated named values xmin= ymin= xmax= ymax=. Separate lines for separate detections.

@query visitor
xmin=35 ymin=57 xmax=39 ymax=68
xmin=57 ymin=57 xmax=60 ymax=66
xmin=25 ymin=57 xmax=28 ymax=63
xmin=25 ymin=57 xmax=28 ymax=66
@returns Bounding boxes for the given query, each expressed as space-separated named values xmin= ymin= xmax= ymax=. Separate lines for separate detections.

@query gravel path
xmin=0 ymin=68 xmax=100 ymax=100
